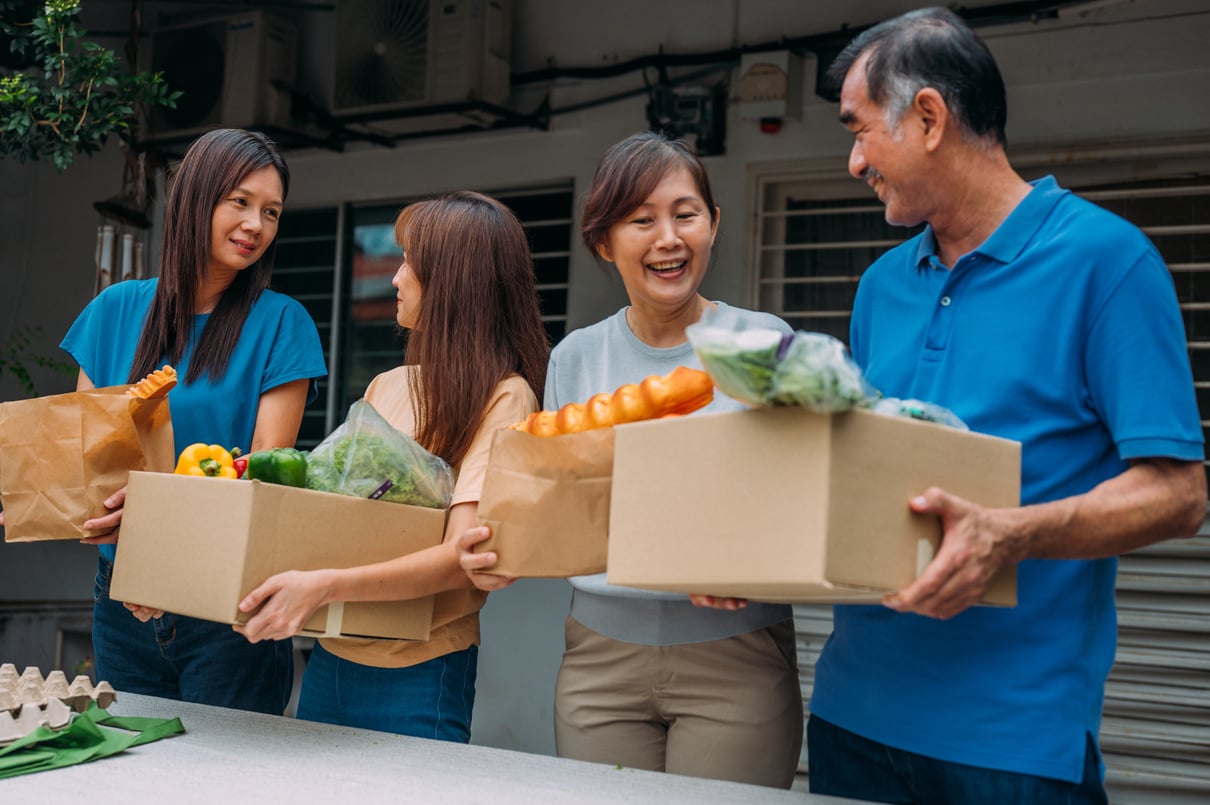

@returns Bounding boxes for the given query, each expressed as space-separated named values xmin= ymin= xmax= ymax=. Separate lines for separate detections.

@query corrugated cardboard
xmin=111 ymin=472 xmax=447 ymax=639
xmin=607 ymin=406 xmax=1020 ymax=606
xmin=475 ymin=426 xmax=612 ymax=577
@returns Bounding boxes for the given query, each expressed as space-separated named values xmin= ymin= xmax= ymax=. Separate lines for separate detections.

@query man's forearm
xmin=1010 ymin=458 xmax=1206 ymax=561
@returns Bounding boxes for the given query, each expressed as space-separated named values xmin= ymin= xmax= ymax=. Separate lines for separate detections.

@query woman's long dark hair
xmin=394 ymin=191 xmax=549 ymax=466
xmin=128 ymin=128 xmax=290 ymax=384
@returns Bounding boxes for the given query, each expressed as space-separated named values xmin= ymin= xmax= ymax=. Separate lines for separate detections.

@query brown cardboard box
xmin=607 ymin=406 xmax=1020 ymax=606
xmin=111 ymin=472 xmax=447 ymax=639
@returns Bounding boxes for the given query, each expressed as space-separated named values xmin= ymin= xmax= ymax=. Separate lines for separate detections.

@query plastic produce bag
xmin=687 ymin=306 xmax=876 ymax=412
xmin=871 ymin=398 xmax=969 ymax=430
xmin=306 ymin=399 xmax=454 ymax=509
xmin=769 ymin=332 xmax=877 ymax=411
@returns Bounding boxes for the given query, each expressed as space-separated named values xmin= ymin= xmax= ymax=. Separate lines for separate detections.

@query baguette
xmin=511 ymin=366 xmax=713 ymax=437
xmin=127 ymin=365 xmax=178 ymax=399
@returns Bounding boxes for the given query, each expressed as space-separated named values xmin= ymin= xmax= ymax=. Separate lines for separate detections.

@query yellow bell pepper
xmin=175 ymin=443 xmax=237 ymax=478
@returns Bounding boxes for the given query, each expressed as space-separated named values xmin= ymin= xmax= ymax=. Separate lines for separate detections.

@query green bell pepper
xmin=244 ymin=447 xmax=308 ymax=488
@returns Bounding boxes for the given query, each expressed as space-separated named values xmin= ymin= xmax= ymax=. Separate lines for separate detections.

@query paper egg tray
xmin=0 ymin=663 xmax=117 ymax=745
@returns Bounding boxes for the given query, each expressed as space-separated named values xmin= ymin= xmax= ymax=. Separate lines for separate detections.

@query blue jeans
xmin=92 ymin=556 xmax=293 ymax=714
xmin=808 ymin=715 xmax=1108 ymax=805
xmin=296 ymin=641 xmax=477 ymax=743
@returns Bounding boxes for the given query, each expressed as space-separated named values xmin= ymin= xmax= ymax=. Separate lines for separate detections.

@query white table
xmin=6 ymin=693 xmax=864 ymax=803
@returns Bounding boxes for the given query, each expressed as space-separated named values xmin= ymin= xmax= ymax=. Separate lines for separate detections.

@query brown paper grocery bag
xmin=0 ymin=386 xmax=174 ymax=542
xmin=475 ymin=426 xmax=613 ymax=577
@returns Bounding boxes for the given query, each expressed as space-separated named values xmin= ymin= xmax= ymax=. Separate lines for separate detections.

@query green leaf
xmin=1 ymin=2 xmax=178 ymax=170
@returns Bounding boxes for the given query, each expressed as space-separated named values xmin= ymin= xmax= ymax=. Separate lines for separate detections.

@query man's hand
xmin=884 ymin=487 xmax=1025 ymax=620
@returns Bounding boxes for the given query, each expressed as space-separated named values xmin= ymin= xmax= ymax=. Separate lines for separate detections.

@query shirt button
xmin=940 ymin=296 xmax=952 ymax=306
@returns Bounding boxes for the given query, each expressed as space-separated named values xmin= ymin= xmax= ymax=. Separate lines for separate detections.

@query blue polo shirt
xmin=61 ymin=278 xmax=328 ymax=561
xmin=810 ymin=176 xmax=1203 ymax=782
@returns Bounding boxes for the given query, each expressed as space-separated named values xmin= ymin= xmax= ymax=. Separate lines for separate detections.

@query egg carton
xmin=0 ymin=664 xmax=117 ymax=745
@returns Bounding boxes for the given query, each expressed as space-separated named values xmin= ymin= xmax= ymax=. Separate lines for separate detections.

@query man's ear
xmin=914 ymin=87 xmax=948 ymax=152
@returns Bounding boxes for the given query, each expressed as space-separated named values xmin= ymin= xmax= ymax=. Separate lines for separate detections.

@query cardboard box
xmin=607 ymin=406 xmax=1020 ymax=606
xmin=111 ymin=472 xmax=447 ymax=639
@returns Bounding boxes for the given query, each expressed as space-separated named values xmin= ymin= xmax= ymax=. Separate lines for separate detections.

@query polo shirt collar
xmin=913 ymin=175 xmax=1069 ymax=270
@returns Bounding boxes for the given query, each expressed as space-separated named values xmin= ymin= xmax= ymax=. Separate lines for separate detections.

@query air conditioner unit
xmin=147 ymin=12 xmax=297 ymax=140
xmin=331 ymin=0 xmax=511 ymax=119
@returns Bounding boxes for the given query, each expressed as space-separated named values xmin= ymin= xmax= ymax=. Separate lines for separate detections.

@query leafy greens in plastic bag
xmin=306 ymin=399 xmax=454 ymax=509
xmin=770 ymin=332 xmax=875 ymax=411
xmin=687 ymin=307 xmax=969 ymax=428
xmin=687 ymin=307 xmax=876 ymax=412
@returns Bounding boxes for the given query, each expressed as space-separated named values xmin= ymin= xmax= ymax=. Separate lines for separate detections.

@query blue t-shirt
xmin=810 ymin=176 xmax=1203 ymax=783
xmin=61 ymin=278 xmax=328 ymax=560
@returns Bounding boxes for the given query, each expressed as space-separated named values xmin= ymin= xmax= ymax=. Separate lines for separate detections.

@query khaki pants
xmin=554 ymin=616 xmax=804 ymax=789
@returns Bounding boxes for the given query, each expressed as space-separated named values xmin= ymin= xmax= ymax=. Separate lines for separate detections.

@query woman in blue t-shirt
xmin=59 ymin=129 xmax=327 ymax=713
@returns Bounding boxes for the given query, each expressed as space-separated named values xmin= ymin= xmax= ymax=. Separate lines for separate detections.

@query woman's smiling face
xmin=207 ymin=165 xmax=283 ymax=279
xmin=598 ymin=166 xmax=719 ymax=313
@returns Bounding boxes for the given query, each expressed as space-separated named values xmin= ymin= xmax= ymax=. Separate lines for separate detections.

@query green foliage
xmin=0 ymin=0 xmax=179 ymax=171
xmin=0 ymin=324 xmax=76 ymax=398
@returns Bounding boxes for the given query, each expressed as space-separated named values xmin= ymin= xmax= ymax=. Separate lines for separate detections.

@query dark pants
xmin=808 ymin=714 xmax=1108 ymax=805
xmin=92 ymin=556 xmax=293 ymax=714
xmin=296 ymin=640 xmax=477 ymax=743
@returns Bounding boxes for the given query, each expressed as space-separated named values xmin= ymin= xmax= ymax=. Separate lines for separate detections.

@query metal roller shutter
xmin=1103 ymin=530 xmax=1210 ymax=803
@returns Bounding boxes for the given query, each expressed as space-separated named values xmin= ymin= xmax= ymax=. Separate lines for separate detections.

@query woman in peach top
xmin=235 ymin=191 xmax=548 ymax=742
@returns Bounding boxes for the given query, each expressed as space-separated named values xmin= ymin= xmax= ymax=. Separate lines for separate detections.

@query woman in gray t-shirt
xmin=459 ymin=131 xmax=803 ymax=788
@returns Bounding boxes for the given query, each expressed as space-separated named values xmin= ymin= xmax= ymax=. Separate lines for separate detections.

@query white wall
xmin=2 ymin=0 xmax=1209 ymax=756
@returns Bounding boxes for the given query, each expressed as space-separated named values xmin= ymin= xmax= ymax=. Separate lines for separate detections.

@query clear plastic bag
xmin=687 ymin=307 xmax=876 ymax=412
xmin=686 ymin=314 xmax=783 ymax=407
xmin=871 ymin=397 xmax=969 ymax=430
xmin=305 ymin=399 xmax=454 ymax=509
xmin=770 ymin=332 xmax=878 ymax=412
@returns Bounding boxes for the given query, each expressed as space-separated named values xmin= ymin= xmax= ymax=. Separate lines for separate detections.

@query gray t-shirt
xmin=547 ymin=302 xmax=794 ymax=645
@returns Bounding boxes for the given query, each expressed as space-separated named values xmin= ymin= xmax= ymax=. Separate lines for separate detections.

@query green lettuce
xmin=305 ymin=400 xmax=453 ymax=509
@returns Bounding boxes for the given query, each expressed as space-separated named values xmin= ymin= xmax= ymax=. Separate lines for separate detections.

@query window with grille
xmin=751 ymin=165 xmax=1210 ymax=488
xmin=270 ymin=183 xmax=574 ymax=448
xmin=270 ymin=207 xmax=341 ymax=449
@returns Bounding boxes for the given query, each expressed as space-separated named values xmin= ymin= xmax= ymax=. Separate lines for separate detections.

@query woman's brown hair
xmin=580 ymin=130 xmax=718 ymax=260
xmin=128 ymin=128 xmax=290 ymax=385
xmin=395 ymin=191 xmax=549 ymax=466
